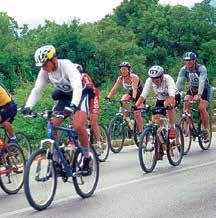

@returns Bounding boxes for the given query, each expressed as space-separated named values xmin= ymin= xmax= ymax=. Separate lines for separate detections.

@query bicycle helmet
xmin=148 ymin=65 xmax=164 ymax=78
xmin=119 ymin=61 xmax=131 ymax=69
xmin=74 ymin=63 xmax=84 ymax=73
xmin=34 ymin=45 xmax=56 ymax=67
xmin=183 ymin=52 xmax=197 ymax=61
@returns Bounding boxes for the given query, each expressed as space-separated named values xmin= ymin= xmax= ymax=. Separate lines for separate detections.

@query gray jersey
xmin=25 ymin=59 xmax=82 ymax=108
xmin=176 ymin=63 xmax=209 ymax=95
xmin=141 ymin=74 xmax=178 ymax=100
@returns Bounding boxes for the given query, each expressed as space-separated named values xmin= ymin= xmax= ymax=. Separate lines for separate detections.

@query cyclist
xmin=176 ymin=51 xmax=211 ymax=142
xmin=52 ymin=63 xmax=102 ymax=155
xmin=105 ymin=61 xmax=144 ymax=136
xmin=135 ymin=65 xmax=180 ymax=140
xmin=0 ymin=84 xmax=17 ymax=142
xmin=22 ymin=45 xmax=92 ymax=175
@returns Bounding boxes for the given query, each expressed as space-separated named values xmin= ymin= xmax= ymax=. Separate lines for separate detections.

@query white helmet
xmin=34 ymin=45 xmax=56 ymax=67
xmin=148 ymin=65 xmax=164 ymax=78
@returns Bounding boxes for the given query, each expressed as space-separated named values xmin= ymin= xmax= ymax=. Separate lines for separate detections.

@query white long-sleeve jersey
xmin=25 ymin=59 xmax=82 ymax=108
xmin=141 ymin=74 xmax=178 ymax=100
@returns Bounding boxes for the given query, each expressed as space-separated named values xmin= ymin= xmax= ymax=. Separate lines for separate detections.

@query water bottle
xmin=47 ymin=124 xmax=52 ymax=138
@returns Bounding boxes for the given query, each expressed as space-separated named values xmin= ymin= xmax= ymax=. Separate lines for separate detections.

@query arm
xmin=65 ymin=62 xmax=82 ymax=107
xmin=175 ymin=67 xmax=186 ymax=91
xmin=131 ymin=74 xmax=140 ymax=99
xmin=167 ymin=75 xmax=176 ymax=97
xmin=197 ymin=65 xmax=208 ymax=95
xmin=25 ymin=70 xmax=48 ymax=108
xmin=107 ymin=77 xmax=122 ymax=98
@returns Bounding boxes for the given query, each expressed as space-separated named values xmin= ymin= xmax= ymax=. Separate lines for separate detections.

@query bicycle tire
xmin=108 ymin=114 xmax=125 ymax=153
xmin=15 ymin=132 xmax=32 ymax=159
xmin=73 ymin=145 xmax=99 ymax=198
xmin=167 ymin=124 xmax=184 ymax=166
xmin=24 ymin=148 xmax=57 ymax=210
xmin=91 ymin=125 xmax=110 ymax=162
xmin=133 ymin=121 xmax=140 ymax=147
xmin=138 ymin=128 xmax=157 ymax=173
xmin=179 ymin=117 xmax=192 ymax=155
xmin=0 ymin=143 xmax=25 ymax=194
xmin=198 ymin=116 xmax=212 ymax=150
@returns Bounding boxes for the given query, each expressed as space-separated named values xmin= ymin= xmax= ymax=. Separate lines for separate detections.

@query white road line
xmin=1 ymin=160 xmax=216 ymax=218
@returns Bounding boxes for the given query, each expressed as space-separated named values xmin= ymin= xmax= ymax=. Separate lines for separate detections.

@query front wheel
xmin=72 ymin=145 xmax=99 ymax=198
xmin=108 ymin=114 xmax=125 ymax=153
xmin=138 ymin=128 xmax=157 ymax=173
xmin=0 ymin=143 xmax=25 ymax=194
xmin=24 ymin=148 xmax=57 ymax=211
xmin=179 ymin=117 xmax=192 ymax=155
xmin=15 ymin=132 xmax=32 ymax=159
xmin=92 ymin=125 xmax=110 ymax=162
xmin=167 ymin=125 xmax=184 ymax=166
xmin=198 ymin=116 xmax=212 ymax=150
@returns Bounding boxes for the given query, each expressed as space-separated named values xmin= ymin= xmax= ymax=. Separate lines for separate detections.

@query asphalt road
xmin=0 ymin=133 xmax=216 ymax=218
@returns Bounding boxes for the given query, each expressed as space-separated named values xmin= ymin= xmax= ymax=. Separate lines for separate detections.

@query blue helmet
xmin=183 ymin=52 xmax=197 ymax=61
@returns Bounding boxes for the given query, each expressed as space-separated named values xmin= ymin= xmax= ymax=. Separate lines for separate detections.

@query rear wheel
xmin=108 ymin=114 xmax=125 ymax=153
xmin=73 ymin=145 xmax=99 ymax=198
xmin=0 ymin=143 xmax=25 ymax=194
xmin=167 ymin=125 xmax=184 ymax=166
xmin=138 ymin=128 xmax=157 ymax=173
xmin=24 ymin=148 xmax=57 ymax=210
xmin=179 ymin=117 xmax=192 ymax=155
xmin=198 ymin=116 xmax=212 ymax=150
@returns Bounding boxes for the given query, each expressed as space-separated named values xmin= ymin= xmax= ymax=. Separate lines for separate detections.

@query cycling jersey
xmin=141 ymin=74 xmax=178 ymax=100
xmin=0 ymin=85 xmax=12 ymax=107
xmin=107 ymin=73 xmax=142 ymax=100
xmin=176 ymin=63 xmax=209 ymax=95
xmin=25 ymin=60 xmax=83 ymax=108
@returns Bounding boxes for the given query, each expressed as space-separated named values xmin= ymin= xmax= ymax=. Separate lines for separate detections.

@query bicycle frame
xmin=40 ymin=120 xmax=82 ymax=177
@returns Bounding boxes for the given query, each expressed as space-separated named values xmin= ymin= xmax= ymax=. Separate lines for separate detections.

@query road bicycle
xmin=0 ymin=125 xmax=32 ymax=160
xmin=178 ymin=100 xmax=212 ymax=155
xmin=0 ymin=137 xmax=25 ymax=194
xmin=23 ymin=111 xmax=99 ymax=211
xmin=108 ymin=100 xmax=141 ymax=153
xmin=138 ymin=106 xmax=184 ymax=173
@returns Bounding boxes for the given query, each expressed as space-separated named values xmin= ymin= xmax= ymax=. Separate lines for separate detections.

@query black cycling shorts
xmin=0 ymin=101 xmax=17 ymax=123
xmin=186 ymin=86 xmax=209 ymax=101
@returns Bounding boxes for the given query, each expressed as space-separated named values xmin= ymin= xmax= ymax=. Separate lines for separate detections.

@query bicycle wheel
xmin=179 ymin=117 xmax=192 ymax=155
xmin=24 ymin=148 xmax=57 ymax=210
xmin=133 ymin=121 xmax=140 ymax=147
xmin=15 ymin=132 xmax=32 ymax=159
xmin=198 ymin=116 xmax=212 ymax=150
xmin=73 ymin=145 xmax=99 ymax=198
xmin=138 ymin=128 xmax=157 ymax=173
xmin=0 ymin=143 xmax=25 ymax=194
xmin=167 ymin=125 xmax=184 ymax=166
xmin=92 ymin=125 xmax=110 ymax=162
xmin=108 ymin=114 xmax=125 ymax=153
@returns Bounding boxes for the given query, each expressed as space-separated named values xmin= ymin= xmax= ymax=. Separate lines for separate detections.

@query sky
xmin=0 ymin=0 xmax=205 ymax=28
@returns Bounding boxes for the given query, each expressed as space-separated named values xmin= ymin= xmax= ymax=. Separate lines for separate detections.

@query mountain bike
xmin=138 ymin=106 xmax=184 ymax=173
xmin=23 ymin=111 xmax=99 ymax=211
xmin=178 ymin=100 xmax=212 ymax=155
xmin=108 ymin=100 xmax=140 ymax=153
xmin=0 ymin=126 xmax=32 ymax=160
xmin=0 ymin=137 xmax=25 ymax=194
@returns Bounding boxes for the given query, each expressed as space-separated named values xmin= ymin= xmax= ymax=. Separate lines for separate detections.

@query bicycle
xmin=138 ymin=106 xmax=184 ymax=173
xmin=0 ymin=125 xmax=32 ymax=160
xmin=23 ymin=111 xmax=99 ymax=211
xmin=178 ymin=100 xmax=212 ymax=155
xmin=108 ymin=100 xmax=141 ymax=153
xmin=0 ymin=137 xmax=25 ymax=194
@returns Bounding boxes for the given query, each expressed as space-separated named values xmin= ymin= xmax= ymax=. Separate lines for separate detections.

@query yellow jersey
xmin=0 ymin=85 xmax=12 ymax=107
